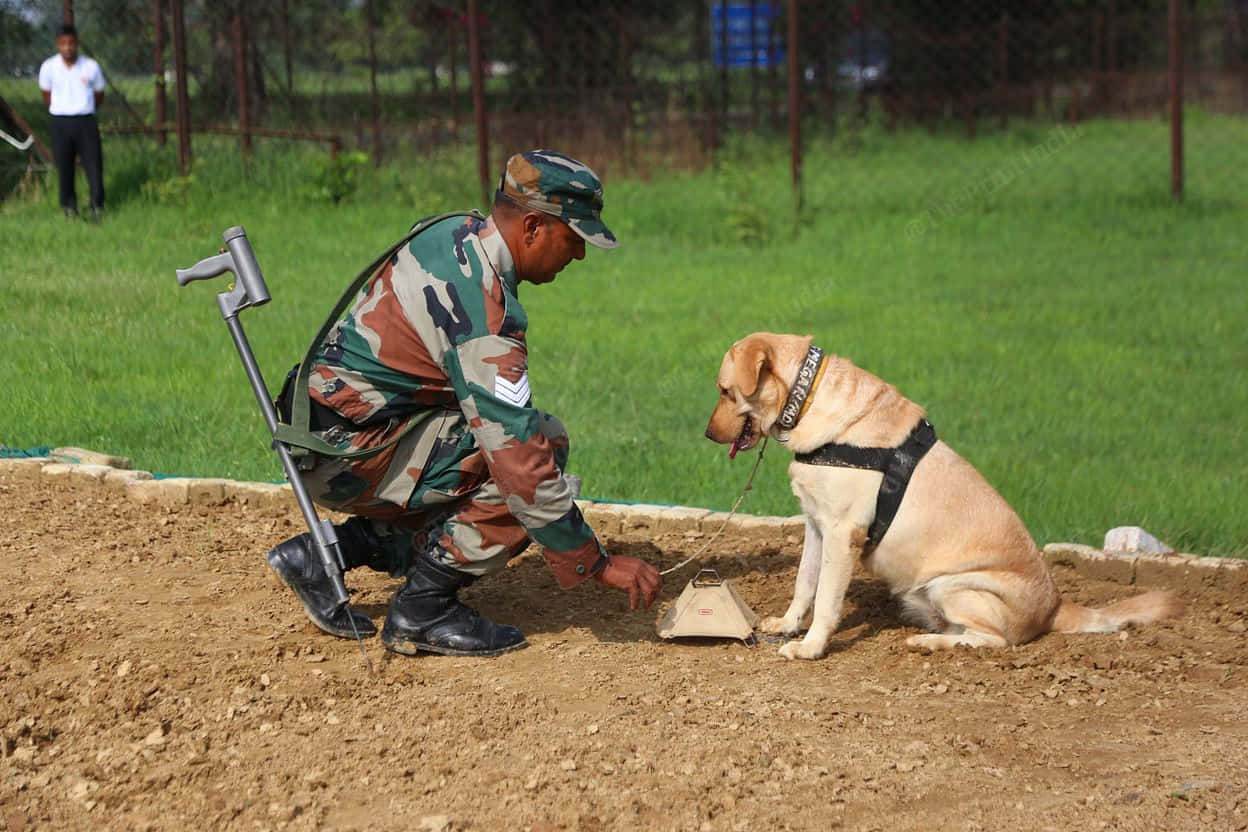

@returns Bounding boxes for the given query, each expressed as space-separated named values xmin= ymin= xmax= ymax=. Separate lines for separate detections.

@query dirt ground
xmin=2 ymin=472 xmax=1246 ymax=832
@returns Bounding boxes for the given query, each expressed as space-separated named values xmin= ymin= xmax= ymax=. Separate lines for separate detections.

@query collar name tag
xmin=777 ymin=346 xmax=826 ymax=431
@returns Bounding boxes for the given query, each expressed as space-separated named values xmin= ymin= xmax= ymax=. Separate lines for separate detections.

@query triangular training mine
xmin=656 ymin=569 xmax=759 ymax=643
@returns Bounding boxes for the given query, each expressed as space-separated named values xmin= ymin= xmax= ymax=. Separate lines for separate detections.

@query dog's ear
xmin=733 ymin=337 xmax=771 ymax=398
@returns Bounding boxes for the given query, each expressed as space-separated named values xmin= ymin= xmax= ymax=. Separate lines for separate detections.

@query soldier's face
xmin=522 ymin=216 xmax=586 ymax=284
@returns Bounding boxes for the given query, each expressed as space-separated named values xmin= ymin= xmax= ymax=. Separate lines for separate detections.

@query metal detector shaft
xmin=221 ymin=315 xmax=350 ymax=609
xmin=175 ymin=226 xmax=350 ymax=611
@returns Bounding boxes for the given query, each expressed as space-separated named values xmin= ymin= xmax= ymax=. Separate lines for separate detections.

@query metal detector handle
xmin=222 ymin=227 xmax=271 ymax=307
xmin=175 ymin=252 xmax=234 ymax=286
xmin=173 ymin=227 xmax=271 ymax=311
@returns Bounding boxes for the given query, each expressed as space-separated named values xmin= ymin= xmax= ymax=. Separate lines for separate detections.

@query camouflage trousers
xmin=298 ymin=411 xmax=571 ymax=578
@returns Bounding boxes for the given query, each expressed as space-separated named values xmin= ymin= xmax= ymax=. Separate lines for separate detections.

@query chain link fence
xmin=2 ymin=1 xmax=1245 ymax=203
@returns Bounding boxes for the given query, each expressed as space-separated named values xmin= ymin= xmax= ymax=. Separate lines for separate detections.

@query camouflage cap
xmin=498 ymin=150 xmax=618 ymax=249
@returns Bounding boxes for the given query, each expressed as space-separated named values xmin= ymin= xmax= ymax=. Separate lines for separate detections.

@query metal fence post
xmin=749 ymin=0 xmax=759 ymax=130
xmin=997 ymin=12 xmax=1009 ymax=129
xmin=699 ymin=0 xmax=717 ymax=162
xmin=768 ymin=5 xmax=779 ymax=127
xmin=787 ymin=0 xmax=801 ymax=215
xmin=233 ymin=6 xmax=251 ymax=159
xmin=1169 ymin=0 xmax=1183 ymax=199
xmin=153 ymin=0 xmax=167 ymax=147
xmin=449 ymin=12 xmax=460 ymax=136
xmin=468 ymin=0 xmax=490 ymax=209
xmin=171 ymin=0 xmax=192 ymax=176
xmin=719 ymin=1 xmax=729 ymax=130
xmin=366 ymin=0 xmax=382 ymax=165
xmin=281 ymin=0 xmax=294 ymax=94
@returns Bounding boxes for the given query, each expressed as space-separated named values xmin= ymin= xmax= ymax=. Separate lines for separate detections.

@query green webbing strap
xmin=273 ymin=210 xmax=483 ymax=460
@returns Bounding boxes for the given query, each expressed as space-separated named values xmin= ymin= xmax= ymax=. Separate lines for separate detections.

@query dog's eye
xmin=719 ymin=387 xmax=729 ymax=398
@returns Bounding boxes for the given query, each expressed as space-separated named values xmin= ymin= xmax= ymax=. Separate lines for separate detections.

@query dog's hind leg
xmin=903 ymin=581 xmax=1011 ymax=651
xmin=760 ymin=518 xmax=822 ymax=637
xmin=778 ymin=524 xmax=863 ymax=660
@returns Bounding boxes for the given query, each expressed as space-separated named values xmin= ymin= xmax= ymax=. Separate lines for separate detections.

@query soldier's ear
xmin=522 ymin=212 xmax=544 ymax=245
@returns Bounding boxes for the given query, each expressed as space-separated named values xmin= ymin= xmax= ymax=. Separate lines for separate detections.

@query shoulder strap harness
xmin=273 ymin=210 xmax=484 ymax=460
xmin=795 ymin=418 xmax=937 ymax=554
xmin=779 ymin=344 xmax=937 ymax=554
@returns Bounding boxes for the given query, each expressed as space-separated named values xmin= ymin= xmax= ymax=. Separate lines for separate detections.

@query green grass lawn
xmin=2 ymin=116 xmax=1246 ymax=556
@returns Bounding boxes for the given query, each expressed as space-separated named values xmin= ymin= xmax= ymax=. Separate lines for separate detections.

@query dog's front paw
xmin=778 ymin=638 xmax=826 ymax=661
xmin=759 ymin=615 xmax=801 ymax=636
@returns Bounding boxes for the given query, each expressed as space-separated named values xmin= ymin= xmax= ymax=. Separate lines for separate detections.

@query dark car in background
xmin=805 ymin=23 xmax=891 ymax=92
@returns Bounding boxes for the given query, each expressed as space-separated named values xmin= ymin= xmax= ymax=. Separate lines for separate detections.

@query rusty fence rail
xmin=7 ymin=1 xmax=1247 ymax=205
xmin=101 ymin=123 xmax=342 ymax=158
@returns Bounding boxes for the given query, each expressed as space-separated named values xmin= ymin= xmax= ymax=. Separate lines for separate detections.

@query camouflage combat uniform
xmin=297 ymin=211 xmax=607 ymax=589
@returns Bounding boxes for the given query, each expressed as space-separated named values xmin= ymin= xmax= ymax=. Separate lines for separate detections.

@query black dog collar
xmin=776 ymin=346 xmax=827 ymax=431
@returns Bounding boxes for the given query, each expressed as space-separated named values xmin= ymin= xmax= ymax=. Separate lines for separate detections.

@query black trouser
xmin=49 ymin=114 xmax=104 ymax=211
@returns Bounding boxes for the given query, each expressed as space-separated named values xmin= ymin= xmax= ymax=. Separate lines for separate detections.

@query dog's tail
xmin=1051 ymin=591 xmax=1184 ymax=634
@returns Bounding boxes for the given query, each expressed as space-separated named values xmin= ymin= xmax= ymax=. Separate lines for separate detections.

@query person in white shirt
xmin=38 ymin=24 xmax=106 ymax=221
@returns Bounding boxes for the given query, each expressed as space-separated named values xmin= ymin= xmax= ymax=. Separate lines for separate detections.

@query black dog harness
xmin=796 ymin=419 xmax=937 ymax=554
xmin=779 ymin=345 xmax=937 ymax=554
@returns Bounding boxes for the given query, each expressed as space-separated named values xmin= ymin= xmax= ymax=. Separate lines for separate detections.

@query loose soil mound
xmin=2 ymin=473 xmax=1245 ymax=831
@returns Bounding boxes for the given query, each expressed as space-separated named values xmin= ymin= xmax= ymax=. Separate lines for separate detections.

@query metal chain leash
xmin=660 ymin=437 xmax=768 ymax=576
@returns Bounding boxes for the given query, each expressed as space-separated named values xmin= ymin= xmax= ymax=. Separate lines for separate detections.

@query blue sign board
xmin=711 ymin=2 xmax=784 ymax=69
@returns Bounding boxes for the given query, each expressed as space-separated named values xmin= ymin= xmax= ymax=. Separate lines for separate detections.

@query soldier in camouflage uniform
xmin=267 ymin=150 xmax=662 ymax=657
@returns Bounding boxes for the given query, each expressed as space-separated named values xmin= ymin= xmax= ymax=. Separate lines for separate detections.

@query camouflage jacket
xmin=307 ymin=213 xmax=605 ymax=588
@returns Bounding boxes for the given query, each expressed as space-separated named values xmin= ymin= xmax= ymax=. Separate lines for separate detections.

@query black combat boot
xmin=266 ymin=516 xmax=383 ymax=639
xmin=381 ymin=552 xmax=527 ymax=657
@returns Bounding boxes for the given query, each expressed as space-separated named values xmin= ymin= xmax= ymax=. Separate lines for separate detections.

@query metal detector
xmin=174 ymin=226 xmax=370 ymax=657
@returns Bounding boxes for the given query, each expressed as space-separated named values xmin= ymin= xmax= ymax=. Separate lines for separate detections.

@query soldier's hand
xmin=595 ymin=555 xmax=662 ymax=610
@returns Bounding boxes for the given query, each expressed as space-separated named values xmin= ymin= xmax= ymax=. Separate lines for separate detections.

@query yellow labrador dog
xmin=705 ymin=332 xmax=1182 ymax=660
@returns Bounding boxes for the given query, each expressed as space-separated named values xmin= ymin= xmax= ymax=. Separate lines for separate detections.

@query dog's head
xmin=704 ymin=332 xmax=813 ymax=458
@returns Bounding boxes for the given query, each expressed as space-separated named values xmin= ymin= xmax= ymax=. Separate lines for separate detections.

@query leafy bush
xmin=300 ymin=151 xmax=370 ymax=203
